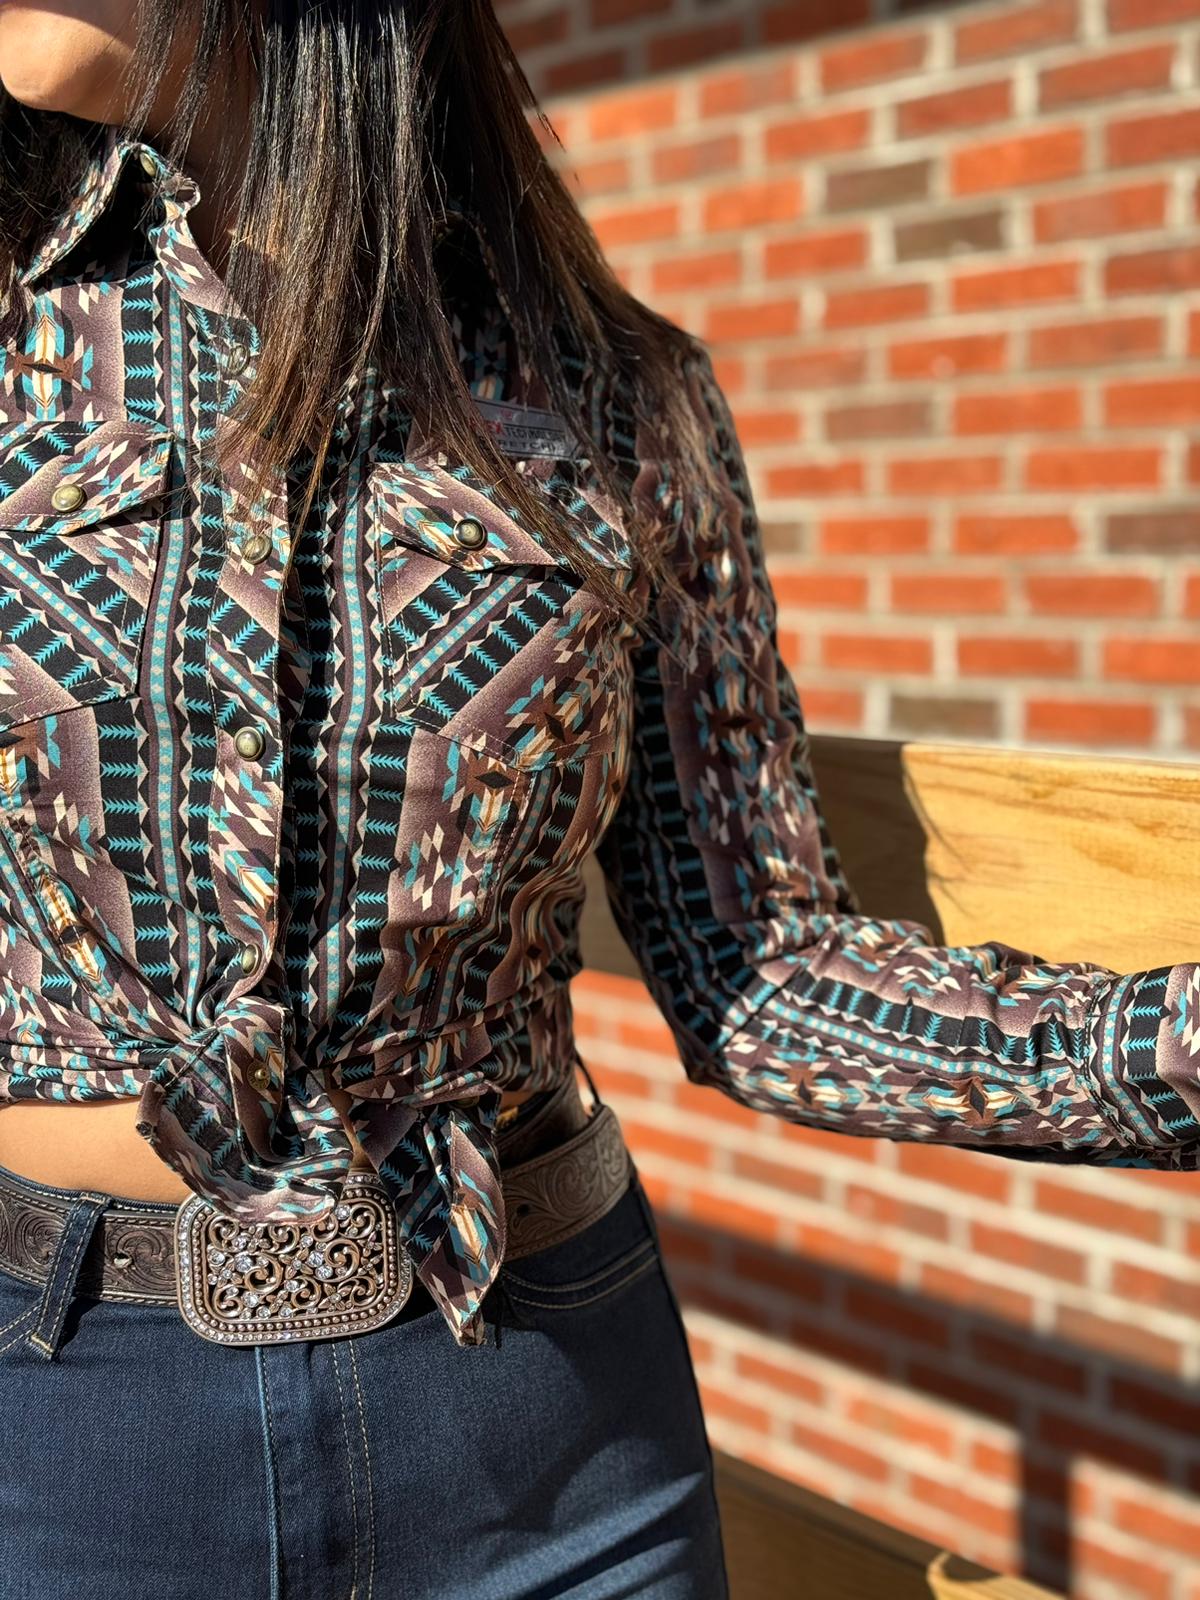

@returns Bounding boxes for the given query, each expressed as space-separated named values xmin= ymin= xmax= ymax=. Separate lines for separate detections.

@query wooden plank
xmin=713 ymin=1451 xmax=1062 ymax=1600
xmin=581 ymin=734 xmax=1200 ymax=977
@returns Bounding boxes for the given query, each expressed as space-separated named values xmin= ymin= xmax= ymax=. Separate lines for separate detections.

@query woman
xmin=0 ymin=0 xmax=1194 ymax=1593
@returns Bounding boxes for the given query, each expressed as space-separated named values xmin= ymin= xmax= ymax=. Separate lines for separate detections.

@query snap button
xmin=237 ymin=941 xmax=258 ymax=974
xmin=223 ymin=342 xmax=250 ymax=376
xmin=247 ymin=1063 xmax=272 ymax=1092
xmin=240 ymin=531 xmax=272 ymax=564
xmin=233 ymin=726 xmax=264 ymax=760
xmin=453 ymin=517 xmax=487 ymax=549
xmin=138 ymin=150 xmax=157 ymax=176
xmin=51 ymin=482 xmax=86 ymax=513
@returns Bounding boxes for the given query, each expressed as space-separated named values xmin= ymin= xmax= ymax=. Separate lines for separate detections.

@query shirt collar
xmin=20 ymin=121 xmax=484 ymax=295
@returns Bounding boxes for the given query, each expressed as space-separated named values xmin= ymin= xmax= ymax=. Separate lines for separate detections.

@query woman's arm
xmin=594 ymin=338 xmax=1200 ymax=1170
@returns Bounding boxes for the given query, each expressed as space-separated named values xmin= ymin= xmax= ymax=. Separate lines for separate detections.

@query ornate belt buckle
xmin=173 ymin=1171 xmax=413 ymax=1345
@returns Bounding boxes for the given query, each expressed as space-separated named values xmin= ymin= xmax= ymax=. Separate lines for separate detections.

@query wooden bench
xmin=579 ymin=733 xmax=1200 ymax=1600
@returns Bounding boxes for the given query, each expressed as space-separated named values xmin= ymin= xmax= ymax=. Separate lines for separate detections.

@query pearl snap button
xmin=223 ymin=342 xmax=250 ymax=376
xmin=138 ymin=151 xmax=157 ymax=176
xmin=241 ymin=531 xmax=271 ymax=564
xmin=51 ymin=483 xmax=87 ymax=513
xmin=238 ymin=941 xmax=258 ymax=974
xmin=234 ymin=726 xmax=264 ymax=760
xmin=453 ymin=517 xmax=486 ymax=549
xmin=247 ymin=1062 xmax=272 ymax=1091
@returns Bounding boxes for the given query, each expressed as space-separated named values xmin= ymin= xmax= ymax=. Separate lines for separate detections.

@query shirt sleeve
xmin=592 ymin=338 xmax=1200 ymax=1172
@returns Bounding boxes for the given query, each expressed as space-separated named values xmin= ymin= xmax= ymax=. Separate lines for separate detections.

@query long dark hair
xmin=0 ymin=0 xmax=734 ymax=653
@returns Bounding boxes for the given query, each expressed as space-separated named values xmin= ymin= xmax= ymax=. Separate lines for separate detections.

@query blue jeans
xmin=0 ymin=1155 xmax=730 ymax=1599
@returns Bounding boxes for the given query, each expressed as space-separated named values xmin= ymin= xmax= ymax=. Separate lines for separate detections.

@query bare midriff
xmin=0 ymin=1085 xmax=539 ymax=1204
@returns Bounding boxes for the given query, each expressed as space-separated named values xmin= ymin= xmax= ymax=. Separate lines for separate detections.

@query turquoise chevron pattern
xmin=0 ymin=121 xmax=1195 ymax=1351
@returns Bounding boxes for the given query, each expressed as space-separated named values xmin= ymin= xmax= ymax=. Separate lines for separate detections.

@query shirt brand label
xmin=471 ymin=397 xmax=581 ymax=460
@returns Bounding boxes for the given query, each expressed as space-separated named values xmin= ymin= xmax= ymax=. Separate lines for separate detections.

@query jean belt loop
xmin=573 ymin=1048 xmax=604 ymax=1113
xmin=25 ymin=1191 xmax=109 ymax=1361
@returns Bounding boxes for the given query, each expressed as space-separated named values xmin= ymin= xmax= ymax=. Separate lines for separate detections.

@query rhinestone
xmin=308 ymin=1249 xmax=324 ymax=1266
xmin=280 ymin=1304 xmax=294 ymax=1317
xmin=234 ymin=1251 xmax=255 ymax=1271
xmin=51 ymin=482 xmax=87 ymax=513
xmin=334 ymin=1205 xmax=351 ymax=1221
xmin=211 ymin=1249 xmax=227 ymax=1264
xmin=245 ymin=1293 xmax=260 ymax=1307
xmin=316 ymin=1264 xmax=334 ymax=1280
xmin=256 ymin=1305 xmax=271 ymax=1318
xmin=300 ymin=1234 xmax=313 ymax=1248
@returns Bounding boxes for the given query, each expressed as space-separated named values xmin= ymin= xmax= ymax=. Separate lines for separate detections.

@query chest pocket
xmin=0 ymin=417 xmax=175 ymax=731
xmin=370 ymin=454 xmax=637 ymax=772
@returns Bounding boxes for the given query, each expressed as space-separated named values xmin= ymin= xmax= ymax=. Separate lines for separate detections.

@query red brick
xmin=544 ymin=50 xmax=626 ymax=95
xmin=765 ymin=346 xmax=868 ymax=389
xmin=1110 ymin=1373 xmax=1200 ymax=1439
xmin=896 ymin=80 xmax=1012 ymax=140
xmin=906 ymin=1360 xmax=1021 ymax=1425
xmin=763 ymin=227 xmax=868 ymax=279
xmin=698 ymin=62 xmax=796 ymax=119
xmin=818 ymin=516 xmax=929 ymax=556
xmin=730 ymin=1243 xmax=830 ymax=1305
xmin=1025 ymin=698 xmax=1155 ymax=745
xmin=568 ymin=155 xmax=631 ymax=200
xmin=955 ymin=513 xmax=1078 ymax=556
xmin=1109 ymin=0 xmax=1200 ymax=22
xmin=825 ymin=397 xmax=931 ymax=441
xmin=646 ymin=20 xmax=745 ymax=75
xmin=821 ymin=633 xmax=934 ymax=674
xmin=1037 ymin=1411 xmax=1167 ymax=1479
xmin=682 ymin=1185 xmax=784 ymax=1247
xmin=919 ymin=1263 xmax=1034 ymax=1325
xmin=954 ymin=385 xmax=1082 ymax=434
xmin=621 ymin=1114 xmax=713 ymax=1171
xmin=698 ymin=1381 xmax=773 ymax=1434
xmin=1025 ymin=445 xmax=1162 ymax=490
xmin=651 ymin=249 xmax=742 ymax=295
xmin=788 ymin=1420 xmax=890 ymax=1482
xmin=888 ymin=332 xmax=1009 ymax=381
xmin=1105 ymin=635 xmax=1200 ymax=685
xmin=906 ymin=1474 xmax=1017 ymax=1541
xmin=1105 ymin=376 xmax=1200 ymax=427
xmin=1074 ymin=1539 xmax=1172 ymax=1600
xmin=787 ymin=1122 xmax=881 ymax=1165
xmin=1040 ymin=44 xmax=1176 ymax=109
xmin=887 ymin=456 xmax=1004 ymax=495
xmin=735 ymin=1350 xmax=824 ymax=1408
xmin=844 ymin=1283 xmax=950 ymax=1351
xmin=1112 ymin=1493 xmax=1200 ymax=1561
xmin=505 ymin=8 xmax=569 ymax=53
xmin=846 ymin=1396 xmax=955 ymax=1457
xmin=958 ymin=636 xmax=1078 ymax=676
xmin=797 ymin=687 xmax=863 ymax=727
xmin=731 ymin=1147 xmax=827 ymax=1202
xmin=968 ymin=1328 xmax=1089 ymax=1396
xmin=1108 ymin=108 xmax=1200 ymax=168
xmin=1033 ymin=181 xmax=1168 ymax=243
xmin=1027 ymin=313 xmax=1164 ymax=367
xmin=703 ymin=179 xmax=804 ymax=233
xmin=955 ymin=0 xmax=1078 ymax=64
xmin=1025 ymin=572 xmax=1159 ymax=616
xmin=890 ymin=573 xmax=1007 ymax=613
xmin=795 ymin=1221 xmax=903 ymax=1283
xmin=761 ymin=0 xmax=870 ymax=47
xmin=819 ymin=28 xmax=927 ymax=92
xmin=823 ymin=281 xmax=929 ymax=328
xmin=1112 ymin=1260 xmax=1200 ymax=1320
xmin=764 ymin=108 xmax=871 ymax=164
xmin=953 ymin=259 xmax=1080 ymax=312
xmin=951 ymin=127 xmax=1085 ymax=196
xmin=844 ymin=1183 xmax=950 ymax=1240
xmin=1035 ymin=1177 xmax=1163 ymax=1242
xmin=1106 ymin=244 xmax=1200 ymax=295
xmin=767 ymin=460 xmax=866 ymax=496
xmin=733 ymin=409 xmax=802 ymax=447
xmin=704 ymin=299 xmax=800 ymax=343
xmin=651 ymin=134 xmax=741 ymax=186
xmin=970 ymin=1221 xmax=1088 ymax=1283
xmin=587 ymin=85 xmax=677 ymax=144
xmin=773 ymin=570 xmax=869 ymax=609
xmin=589 ymin=201 xmax=679 ymax=249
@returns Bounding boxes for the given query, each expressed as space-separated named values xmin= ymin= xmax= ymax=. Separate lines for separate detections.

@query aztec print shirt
xmin=0 ymin=120 xmax=1197 ymax=1350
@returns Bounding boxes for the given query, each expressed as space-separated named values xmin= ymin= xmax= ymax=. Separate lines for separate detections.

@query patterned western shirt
xmin=0 ymin=120 xmax=1196 ymax=1348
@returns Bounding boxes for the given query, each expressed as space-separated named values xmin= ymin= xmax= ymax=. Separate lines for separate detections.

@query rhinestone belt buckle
xmin=173 ymin=1171 xmax=414 ymax=1346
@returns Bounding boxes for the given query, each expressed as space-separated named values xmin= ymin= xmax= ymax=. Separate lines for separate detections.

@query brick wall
xmin=499 ymin=0 xmax=1200 ymax=1595
xmin=506 ymin=0 xmax=1200 ymax=757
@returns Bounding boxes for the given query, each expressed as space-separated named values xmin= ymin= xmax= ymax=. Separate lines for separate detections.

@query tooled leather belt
xmin=0 ymin=1074 xmax=633 ymax=1346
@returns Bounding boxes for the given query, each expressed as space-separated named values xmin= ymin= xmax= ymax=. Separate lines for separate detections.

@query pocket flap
xmin=371 ymin=455 xmax=634 ymax=574
xmin=0 ymin=417 xmax=175 ymax=536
